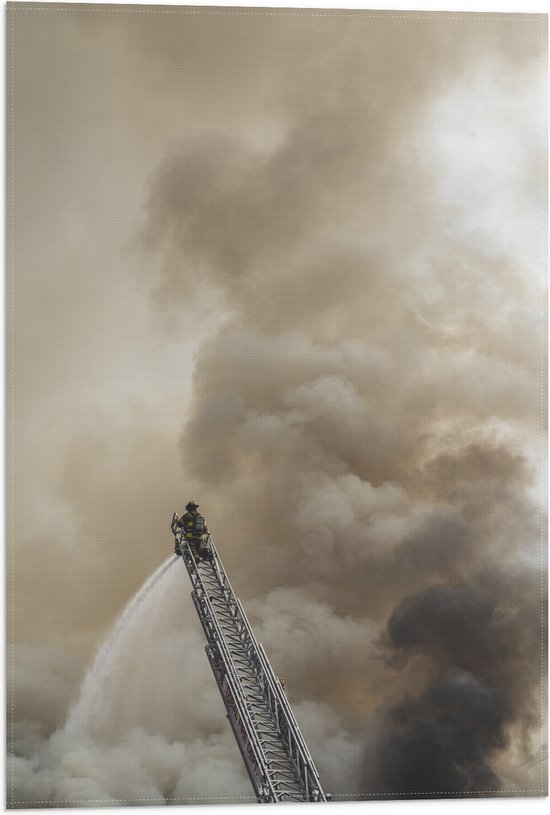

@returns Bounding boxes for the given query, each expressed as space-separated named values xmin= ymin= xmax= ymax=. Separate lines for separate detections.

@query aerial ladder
xmin=171 ymin=514 xmax=330 ymax=804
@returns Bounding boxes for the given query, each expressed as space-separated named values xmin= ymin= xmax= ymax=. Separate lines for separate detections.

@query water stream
xmin=65 ymin=555 xmax=178 ymax=738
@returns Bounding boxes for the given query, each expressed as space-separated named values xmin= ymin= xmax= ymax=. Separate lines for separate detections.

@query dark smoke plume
xmin=369 ymin=571 xmax=545 ymax=796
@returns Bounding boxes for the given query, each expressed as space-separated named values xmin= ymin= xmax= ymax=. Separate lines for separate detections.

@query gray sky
xmin=7 ymin=3 xmax=547 ymax=806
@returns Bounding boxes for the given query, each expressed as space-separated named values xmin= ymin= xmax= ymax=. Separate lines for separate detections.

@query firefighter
xmin=177 ymin=501 xmax=212 ymax=562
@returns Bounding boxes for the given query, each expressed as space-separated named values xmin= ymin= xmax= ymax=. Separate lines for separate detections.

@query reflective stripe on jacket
xmin=178 ymin=511 xmax=207 ymax=540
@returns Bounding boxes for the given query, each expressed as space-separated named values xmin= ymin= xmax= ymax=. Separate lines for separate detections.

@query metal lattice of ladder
xmin=171 ymin=514 xmax=330 ymax=804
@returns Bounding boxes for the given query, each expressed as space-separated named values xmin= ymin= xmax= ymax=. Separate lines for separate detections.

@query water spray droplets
xmin=65 ymin=556 xmax=177 ymax=739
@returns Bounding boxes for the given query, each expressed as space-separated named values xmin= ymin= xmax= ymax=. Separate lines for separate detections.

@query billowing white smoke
xmin=9 ymin=561 xmax=249 ymax=806
xmin=9 ymin=557 xmax=362 ymax=806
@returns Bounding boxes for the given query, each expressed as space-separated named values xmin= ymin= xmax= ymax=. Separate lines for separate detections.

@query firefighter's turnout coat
xmin=178 ymin=511 xmax=208 ymax=544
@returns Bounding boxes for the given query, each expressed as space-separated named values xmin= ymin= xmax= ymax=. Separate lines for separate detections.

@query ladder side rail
xmin=235 ymin=598 xmax=321 ymax=770
xmin=187 ymin=541 xmax=257 ymax=656
xmin=192 ymin=577 xmax=280 ymax=801
xmin=172 ymin=525 xmax=281 ymax=801
xmin=204 ymin=644 xmax=273 ymax=804
xmin=257 ymin=650 xmax=325 ymax=802
xmin=195 ymin=539 xmax=323 ymax=800
xmin=256 ymin=642 xmax=326 ymax=801
xmin=202 ymin=533 xmax=326 ymax=801
xmin=203 ymin=535 xmax=254 ymax=618
xmin=236 ymin=601 xmax=327 ymax=801
xmin=192 ymin=582 xmax=278 ymax=796
xmin=198 ymin=534 xmax=312 ymax=754
xmin=172 ymin=519 xmax=328 ymax=802
xmin=201 ymin=540 xmax=284 ymax=687
xmin=199 ymin=602 xmax=296 ymax=802
xmin=256 ymin=641 xmax=318 ymax=770
xmin=173 ymin=529 xmax=241 ymax=636
xmin=193 ymin=551 xmax=308 ymax=800
xmin=257 ymin=643 xmax=315 ymax=763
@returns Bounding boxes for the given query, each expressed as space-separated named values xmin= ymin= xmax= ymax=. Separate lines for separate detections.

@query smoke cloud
xmin=369 ymin=570 xmax=543 ymax=795
xmin=8 ymin=5 xmax=546 ymax=806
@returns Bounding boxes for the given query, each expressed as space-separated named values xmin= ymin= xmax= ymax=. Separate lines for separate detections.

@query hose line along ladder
xmin=171 ymin=515 xmax=330 ymax=804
